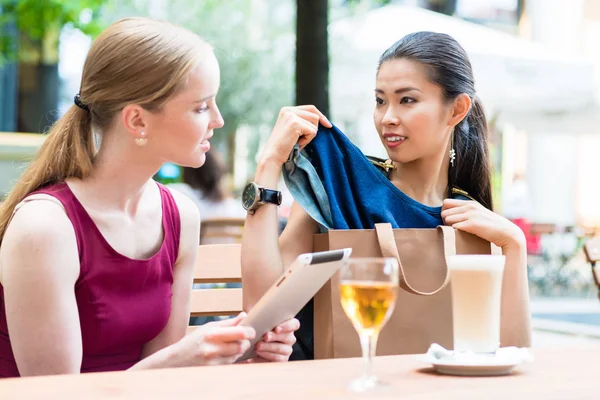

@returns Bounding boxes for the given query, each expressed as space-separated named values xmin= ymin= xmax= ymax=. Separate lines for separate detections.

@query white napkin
xmin=425 ymin=343 xmax=534 ymax=365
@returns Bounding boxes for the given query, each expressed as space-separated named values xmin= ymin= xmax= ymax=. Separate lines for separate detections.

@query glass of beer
xmin=447 ymin=255 xmax=506 ymax=354
xmin=339 ymin=257 xmax=399 ymax=392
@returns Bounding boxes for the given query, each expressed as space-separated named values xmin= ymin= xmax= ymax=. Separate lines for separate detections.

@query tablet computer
xmin=237 ymin=248 xmax=352 ymax=362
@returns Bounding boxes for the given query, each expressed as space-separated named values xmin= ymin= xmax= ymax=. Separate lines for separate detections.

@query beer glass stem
xmin=359 ymin=331 xmax=378 ymax=381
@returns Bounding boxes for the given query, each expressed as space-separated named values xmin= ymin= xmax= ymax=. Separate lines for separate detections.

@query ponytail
xmin=0 ymin=105 xmax=95 ymax=241
xmin=449 ymin=96 xmax=493 ymax=210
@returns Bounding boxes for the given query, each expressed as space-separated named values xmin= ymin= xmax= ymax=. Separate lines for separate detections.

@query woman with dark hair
xmin=241 ymin=31 xmax=531 ymax=360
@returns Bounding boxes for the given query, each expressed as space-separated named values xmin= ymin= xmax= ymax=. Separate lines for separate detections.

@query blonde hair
xmin=0 ymin=17 xmax=211 ymax=241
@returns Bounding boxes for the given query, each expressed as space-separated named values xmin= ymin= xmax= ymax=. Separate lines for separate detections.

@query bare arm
xmin=0 ymin=201 xmax=82 ymax=376
xmin=241 ymin=159 xmax=284 ymax=310
xmin=499 ymin=240 xmax=532 ymax=348
xmin=241 ymin=106 xmax=331 ymax=310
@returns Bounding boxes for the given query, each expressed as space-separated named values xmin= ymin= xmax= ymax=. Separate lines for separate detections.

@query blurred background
xmin=2 ymin=0 xmax=600 ymax=344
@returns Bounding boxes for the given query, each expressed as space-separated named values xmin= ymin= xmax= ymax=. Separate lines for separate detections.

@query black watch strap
xmin=260 ymin=188 xmax=282 ymax=206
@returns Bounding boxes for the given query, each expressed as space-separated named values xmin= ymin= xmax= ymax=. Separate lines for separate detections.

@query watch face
xmin=242 ymin=183 xmax=257 ymax=210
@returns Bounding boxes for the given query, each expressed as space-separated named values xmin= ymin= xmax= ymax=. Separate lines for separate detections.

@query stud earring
xmin=135 ymin=131 xmax=148 ymax=147
xmin=449 ymin=128 xmax=456 ymax=167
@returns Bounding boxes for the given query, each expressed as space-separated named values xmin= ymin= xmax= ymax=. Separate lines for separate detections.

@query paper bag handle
xmin=375 ymin=223 xmax=455 ymax=296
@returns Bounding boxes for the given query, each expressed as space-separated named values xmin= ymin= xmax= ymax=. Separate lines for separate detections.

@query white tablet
xmin=237 ymin=248 xmax=352 ymax=361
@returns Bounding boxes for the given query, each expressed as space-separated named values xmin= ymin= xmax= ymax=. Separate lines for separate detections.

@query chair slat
xmin=201 ymin=218 xmax=246 ymax=228
xmin=190 ymin=288 xmax=243 ymax=317
xmin=200 ymin=218 xmax=246 ymax=245
xmin=194 ymin=244 xmax=242 ymax=283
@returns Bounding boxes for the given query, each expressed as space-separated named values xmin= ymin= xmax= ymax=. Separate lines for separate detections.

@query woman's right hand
xmin=172 ymin=313 xmax=255 ymax=367
xmin=259 ymin=105 xmax=332 ymax=168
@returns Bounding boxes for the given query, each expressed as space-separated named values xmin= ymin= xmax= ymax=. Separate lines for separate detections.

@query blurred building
xmin=508 ymin=0 xmax=600 ymax=229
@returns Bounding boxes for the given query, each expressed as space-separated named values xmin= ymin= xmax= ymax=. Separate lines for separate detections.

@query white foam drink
xmin=447 ymin=255 xmax=505 ymax=354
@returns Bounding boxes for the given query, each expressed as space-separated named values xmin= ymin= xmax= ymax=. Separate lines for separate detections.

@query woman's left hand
xmin=441 ymin=199 xmax=525 ymax=250
xmin=247 ymin=318 xmax=300 ymax=363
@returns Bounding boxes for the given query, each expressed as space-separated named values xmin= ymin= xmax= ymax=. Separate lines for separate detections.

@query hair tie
xmin=74 ymin=94 xmax=90 ymax=112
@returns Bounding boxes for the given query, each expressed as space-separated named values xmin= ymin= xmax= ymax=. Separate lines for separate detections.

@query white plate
xmin=415 ymin=355 xmax=521 ymax=376
xmin=415 ymin=345 xmax=533 ymax=377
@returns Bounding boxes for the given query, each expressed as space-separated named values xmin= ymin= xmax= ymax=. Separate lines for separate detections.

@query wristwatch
xmin=242 ymin=182 xmax=282 ymax=215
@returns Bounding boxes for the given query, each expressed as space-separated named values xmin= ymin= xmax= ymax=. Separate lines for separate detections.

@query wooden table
xmin=0 ymin=346 xmax=597 ymax=399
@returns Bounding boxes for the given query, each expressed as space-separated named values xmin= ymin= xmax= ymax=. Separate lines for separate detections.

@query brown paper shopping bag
xmin=313 ymin=223 xmax=497 ymax=359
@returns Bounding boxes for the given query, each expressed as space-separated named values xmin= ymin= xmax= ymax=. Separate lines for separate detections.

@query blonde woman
xmin=0 ymin=18 xmax=298 ymax=377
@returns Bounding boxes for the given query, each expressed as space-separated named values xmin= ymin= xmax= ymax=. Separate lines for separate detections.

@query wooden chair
xmin=583 ymin=237 xmax=600 ymax=301
xmin=199 ymin=217 xmax=246 ymax=245
xmin=188 ymin=244 xmax=243 ymax=333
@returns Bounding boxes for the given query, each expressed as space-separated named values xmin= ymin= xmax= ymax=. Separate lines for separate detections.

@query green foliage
xmin=0 ymin=0 xmax=109 ymax=63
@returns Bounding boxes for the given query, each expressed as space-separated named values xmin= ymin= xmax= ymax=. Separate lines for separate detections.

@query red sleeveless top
xmin=0 ymin=182 xmax=180 ymax=377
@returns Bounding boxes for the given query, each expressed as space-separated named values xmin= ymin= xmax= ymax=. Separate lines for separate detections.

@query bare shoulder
xmin=165 ymin=185 xmax=200 ymax=264
xmin=3 ymin=198 xmax=76 ymax=247
xmin=0 ymin=198 xmax=79 ymax=283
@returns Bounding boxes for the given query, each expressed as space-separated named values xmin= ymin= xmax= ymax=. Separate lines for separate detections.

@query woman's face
xmin=145 ymin=50 xmax=224 ymax=168
xmin=373 ymin=58 xmax=454 ymax=165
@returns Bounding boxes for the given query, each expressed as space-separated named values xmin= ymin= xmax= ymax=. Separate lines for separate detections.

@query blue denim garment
xmin=282 ymin=123 xmax=446 ymax=231
xmin=283 ymin=143 xmax=332 ymax=232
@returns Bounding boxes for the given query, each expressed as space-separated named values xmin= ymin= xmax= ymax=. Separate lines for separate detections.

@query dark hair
xmin=182 ymin=150 xmax=228 ymax=202
xmin=378 ymin=31 xmax=493 ymax=210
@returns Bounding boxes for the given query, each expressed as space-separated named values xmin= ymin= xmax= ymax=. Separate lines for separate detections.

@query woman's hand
xmin=441 ymin=199 xmax=525 ymax=250
xmin=259 ymin=105 xmax=331 ymax=168
xmin=172 ymin=313 xmax=256 ymax=367
xmin=248 ymin=318 xmax=300 ymax=363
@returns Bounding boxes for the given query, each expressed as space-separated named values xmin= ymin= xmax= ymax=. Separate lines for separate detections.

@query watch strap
xmin=260 ymin=188 xmax=282 ymax=206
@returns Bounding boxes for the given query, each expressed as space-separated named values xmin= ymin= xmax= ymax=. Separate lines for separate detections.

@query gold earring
xmin=135 ymin=132 xmax=148 ymax=147
xmin=449 ymin=128 xmax=456 ymax=167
